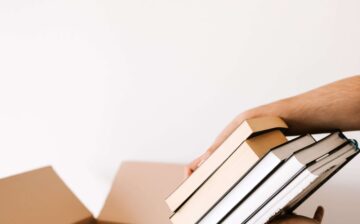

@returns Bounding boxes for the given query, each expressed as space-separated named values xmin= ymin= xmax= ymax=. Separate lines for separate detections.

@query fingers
xmin=209 ymin=115 xmax=244 ymax=153
xmin=185 ymin=158 xmax=199 ymax=176
xmin=185 ymin=113 xmax=247 ymax=176
xmin=313 ymin=206 xmax=324 ymax=223
xmin=185 ymin=151 xmax=211 ymax=176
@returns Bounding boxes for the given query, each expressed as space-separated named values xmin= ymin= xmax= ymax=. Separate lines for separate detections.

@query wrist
xmin=240 ymin=97 xmax=296 ymax=124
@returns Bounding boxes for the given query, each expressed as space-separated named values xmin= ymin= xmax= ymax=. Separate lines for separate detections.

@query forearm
xmin=188 ymin=75 xmax=360 ymax=175
xmin=244 ymin=75 xmax=360 ymax=135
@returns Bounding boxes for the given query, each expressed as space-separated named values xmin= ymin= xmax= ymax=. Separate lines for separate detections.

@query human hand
xmin=185 ymin=112 xmax=252 ymax=176
xmin=269 ymin=206 xmax=324 ymax=224
xmin=186 ymin=75 xmax=360 ymax=176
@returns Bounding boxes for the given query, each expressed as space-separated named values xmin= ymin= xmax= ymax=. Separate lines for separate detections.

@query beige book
xmin=166 ymin=116 xmax=287 ymax=212
xmin=170 ymin=130 xmax=287 ymax=224
xmin=0 ymin=161 xmax=185 ymax=224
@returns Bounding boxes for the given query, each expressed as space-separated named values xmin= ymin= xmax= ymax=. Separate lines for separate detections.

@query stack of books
xmin=166 ymin=116 xmax=359 ymax=224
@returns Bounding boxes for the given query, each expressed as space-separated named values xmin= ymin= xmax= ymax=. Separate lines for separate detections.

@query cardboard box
xmin=0 ymin=161 xmax=185 ymax=224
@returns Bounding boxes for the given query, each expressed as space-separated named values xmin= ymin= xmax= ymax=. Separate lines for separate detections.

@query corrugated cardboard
xmin=0 ymin=162 xmax=185 ymax=224
xmin=0 ymin=166 xmax=95 ymax=224
xmin=98 ymin=162 xmax=185 ymax=224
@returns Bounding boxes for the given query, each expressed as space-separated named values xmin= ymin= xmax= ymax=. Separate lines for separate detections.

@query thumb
xmin=313 ymin=206 xmax=324 ymax=223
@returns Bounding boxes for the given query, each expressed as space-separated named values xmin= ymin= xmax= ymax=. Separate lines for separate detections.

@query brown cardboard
xmin=0 ymin=162 xmax=185 ymax=224
xmin=0 ymin=167 xmax=95 ymax=224
xmin=98 ymin=162 xmax=185 ymax=224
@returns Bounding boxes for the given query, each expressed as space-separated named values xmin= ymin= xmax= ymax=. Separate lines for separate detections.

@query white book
xmin=199 ymin=135 xmax=315 ymax=224
xmin=247 ymin=143 xmax=357 ymax=224
xmin=222 ymin=132 xmax=348 ymax=224
xmin=166 ymin=117 xmax=288 ymax=212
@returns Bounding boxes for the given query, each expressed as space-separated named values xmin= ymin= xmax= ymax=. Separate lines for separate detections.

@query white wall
xmin=0 ymin=0 xmax=359 ymax=222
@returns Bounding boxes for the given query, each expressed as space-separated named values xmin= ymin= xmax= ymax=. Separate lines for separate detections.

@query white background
xmin=0 ymin=1 xmax=359 ymax=223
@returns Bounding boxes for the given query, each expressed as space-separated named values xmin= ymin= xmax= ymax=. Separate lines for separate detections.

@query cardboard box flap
xmin=0 ymin=166 xmax=94 ymax=224
xmin=98 ymin=161 xmax=185 ymax=224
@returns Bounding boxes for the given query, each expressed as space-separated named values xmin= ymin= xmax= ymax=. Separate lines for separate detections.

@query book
xmin=166 ymin=117 xmax=288 ymax=212
xmin=199 ymin=134 xmax=316 ymax=224
xmin=170 ymin=130 xmax=287 ymax=224
xmin=222 ymin=132 xmax=349 ymax=223
xmin=283 ymin=141 xmax=359 ymax=213
xmin=246 ymin=142 xmax=358 ymax=224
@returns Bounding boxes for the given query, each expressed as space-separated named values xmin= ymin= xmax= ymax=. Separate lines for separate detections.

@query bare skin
xmin=186 ymin=75 xmax=360 ymax=223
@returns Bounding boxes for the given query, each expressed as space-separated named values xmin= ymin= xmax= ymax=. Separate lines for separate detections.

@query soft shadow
xmin=295 ymin=180 xmax=359 ymax=223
